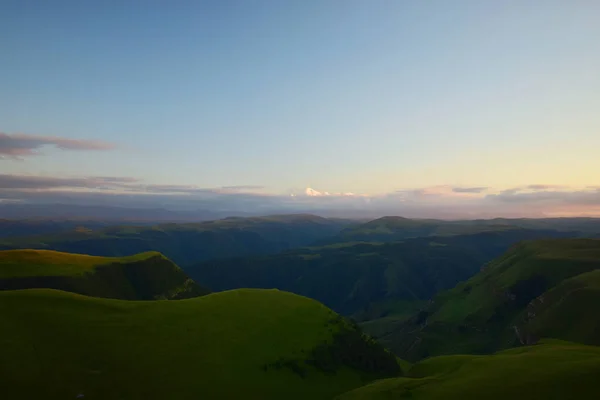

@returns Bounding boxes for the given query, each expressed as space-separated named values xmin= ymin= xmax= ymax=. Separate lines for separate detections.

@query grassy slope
xmin=379 ymin=239 xmax=600 ymax=360
xmin=0 ymin=249 xmax=207 ymax=300
xmin=338 ymin=340 xmax=600 ymax=399
xmin=433 ymin=239 xmax=600 ymax=323
xmin=522 ymin=269 xmax=600 ymax=345
xmin=0 ymin=214 xmax=353 ymax=266
xmin=0 ymin=249 xmax=152 ymax=277
xmin=0 ymin=288 xmax=400 ymax=400
xmin=358 ymin=300 xmax=427 ymax=338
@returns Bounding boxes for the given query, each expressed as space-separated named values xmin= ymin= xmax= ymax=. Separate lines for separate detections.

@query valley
xmin=2 ymin=214 xmax=600 ymax=399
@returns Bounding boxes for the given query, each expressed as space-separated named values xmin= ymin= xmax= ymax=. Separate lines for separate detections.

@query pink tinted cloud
xmin=0 ymin=132 xmax=116 ymax=158
xmin=526 ymin=184 xmax=567 ymax=190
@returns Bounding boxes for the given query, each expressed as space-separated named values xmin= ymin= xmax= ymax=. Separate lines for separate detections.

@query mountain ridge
xmin=0 ymin=215 xmax=355 ymax=266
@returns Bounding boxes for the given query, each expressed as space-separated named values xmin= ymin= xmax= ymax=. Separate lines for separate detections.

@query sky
xmin=1 ymin=0 xmax=600 ymax=218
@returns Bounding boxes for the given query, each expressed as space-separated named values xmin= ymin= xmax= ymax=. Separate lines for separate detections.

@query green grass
xmin=358 ymin=300 xmax=427 ymax=338
xmin=377 ymin=238 xmax=600 ymax=361
xmin=523 ymin=269 xmax=600 ymax=346
xmin=337 ymin=340 xmax=600 ymax=399
xmin=360 ymin=315 xmax=413 ymax=339
xmin=432 ymin=239 xmax=600 ymax=325
xmin=0 ymin=249 xmax=160 ymax=278
xmin=0 ymin=288 xmax=400 ymax=400
xmin=0 ymin=249 xmax=207 ymax=300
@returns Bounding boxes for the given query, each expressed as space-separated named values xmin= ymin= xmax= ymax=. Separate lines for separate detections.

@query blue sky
xmin=1 ymin=1 xmax=600 ymax=217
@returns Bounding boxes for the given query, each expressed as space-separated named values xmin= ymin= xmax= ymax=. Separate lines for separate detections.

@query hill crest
xmin=0 ymin=287 xmax=401 ymax=399
xmin=0 ymin=249 xmax=207 ymax=300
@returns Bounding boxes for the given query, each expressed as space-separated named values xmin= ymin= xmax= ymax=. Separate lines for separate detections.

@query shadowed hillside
xmin=377 ymin=239 xmax=600 ymax=361
xmin=0 ymin=250 xmax=208 ymax=300
xmin=188 ymin=229 xmax=574 ymax=316
xmin=517 ymin=269 xmax=600 ymax=346
xmin=0 ymin=288 xmax=401 ymax=400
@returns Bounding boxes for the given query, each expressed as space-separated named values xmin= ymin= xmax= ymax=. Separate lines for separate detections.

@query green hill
xmin=337 ymin=340 xmax=600 ymax=399
xmin=324 ymin=216 xmax=600 ymax=244
xmin=188 ymin=229 xmax=575 ymax=316
xmin=377 ymin=239 xmax=600 ymax=361
xmin=322 ymin=216 xmax=515 ymax=243
xmin=518 ymin=269 xmax=600 ymax=346
xmin=0 ymin=288 xmax=401 ymax=400
xmin=0 ymin=214 xmax=354 ymax=266
xmin=0 ymin=250 xmax=208 ymax=300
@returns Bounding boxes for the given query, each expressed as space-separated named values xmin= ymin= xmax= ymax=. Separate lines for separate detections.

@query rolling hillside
xmin=518 ymin=269 xmax=600 ymax=346
xmin=324 ymin=216 xmax=600 ymax=244
xmin=0 ymin=214 xmax=354 ymax=266
xmin=188 ymin=229 xmax=574 ymax=316
xmin=0 ymin=250 xmax=208 ymax=300
xmin=337 ymin=340 xmax=600 ymax=399
xmin=377 ymin=239 xmax=600 ymax=361
xmin=0 ymin=219 xmax=138 ymax=239
xmin=0 ymin=288 xmax=401 ymax=400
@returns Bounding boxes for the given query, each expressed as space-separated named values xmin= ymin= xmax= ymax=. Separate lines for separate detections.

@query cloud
xmin=1 ymin=175 xmax=599 ymax=218
xmin=485 ymin=188 xmax=600 ymax=206
xmin=0 ymin=132 xmax=116 ymax=159
xmin=500 ymin=185 xmax=568 ymax=195
xmin=0 ymin=174 xmax=267 ymax=196
xmin=303 ymin=188 xmax=359 ymax=197
xmin=140 ymin=184 xmax=208 ymax=194
xmin=305 ymin=188 xmax=329 ymax=196
xmin=526 ymin=184 xmax=566 ymax=190
xmin=221 ymin=185 xmax=265 ymax=190
xmin=394 ymin=185 xmax=484 ymax=198
xmin=500 ymin=188 xmax=521 ymax=196
xmin=0 ymin=174 xmax=138 ymax=190
xmin=94 ymin=176 xmax=139 ymax=183
xmin=452 ymin=186 xmax=488 ymax=193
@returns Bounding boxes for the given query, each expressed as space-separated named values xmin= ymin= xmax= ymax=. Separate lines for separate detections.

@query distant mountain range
xmin=0 ymin=214 xmax=356 ymax=266
xmin=322 ymin=215 xmax=600 ymax=244
xmin=0 ymin=203 xmax=240 ymax=221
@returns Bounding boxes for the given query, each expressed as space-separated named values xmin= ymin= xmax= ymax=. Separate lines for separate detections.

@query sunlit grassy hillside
xmin=337 ymin=340 xmax=600 ymax=399
xmin=0 ymin=249 xmax=207 ymax=300
xmin=0 ymin=288 xmax=400 ymax=400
